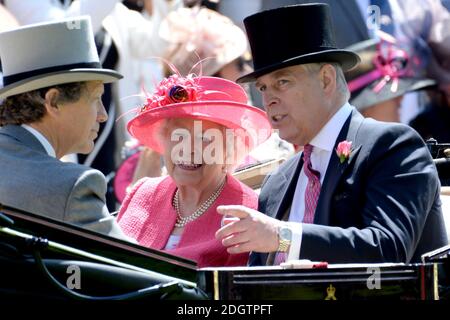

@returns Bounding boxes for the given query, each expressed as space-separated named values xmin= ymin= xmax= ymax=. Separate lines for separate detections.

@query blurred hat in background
xmin=345 ymin=32 xmax=436 ymax=111
xmin=159 ymin=7 xmax=248 ymax=77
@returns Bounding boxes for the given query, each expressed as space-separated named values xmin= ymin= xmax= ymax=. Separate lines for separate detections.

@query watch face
xmin=280 ymin=227 xmax=292 ymax=241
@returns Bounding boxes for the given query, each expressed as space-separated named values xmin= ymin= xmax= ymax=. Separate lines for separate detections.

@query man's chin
xmin=279 ymin=132 xmax=298 ymax=145
xmin=77 ymin=142 xmax=95 ymax=155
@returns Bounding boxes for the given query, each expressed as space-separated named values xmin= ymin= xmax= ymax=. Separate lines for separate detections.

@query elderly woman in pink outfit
xmin=117 ymin=74 xmax=271 ymax=268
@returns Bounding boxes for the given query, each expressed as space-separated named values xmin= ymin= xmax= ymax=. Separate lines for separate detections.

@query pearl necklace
xmin=173 ymin=178 xmax=226 ymax=228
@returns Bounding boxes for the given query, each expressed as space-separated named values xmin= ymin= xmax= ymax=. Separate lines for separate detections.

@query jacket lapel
xmin=314 ymin=110 xmax=364 ymax=225
xmin=272 ymin=154 xmax=304 ymax=220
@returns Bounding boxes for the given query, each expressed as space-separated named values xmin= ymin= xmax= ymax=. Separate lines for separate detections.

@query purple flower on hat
xmin=168 ymin=85 xmax=190 ymax=103
xmin=140 ymin=74 xmax=199 ymax=113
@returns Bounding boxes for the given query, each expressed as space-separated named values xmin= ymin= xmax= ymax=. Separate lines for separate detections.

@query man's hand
xmin=215 ymin=205 xmax=283 ymax=254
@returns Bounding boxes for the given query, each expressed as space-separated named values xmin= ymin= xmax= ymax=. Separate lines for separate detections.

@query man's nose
xmin=97 ymin=102 xmax=108 ymax=123
xmin=262 ymin=92 xmax=280 ymax=110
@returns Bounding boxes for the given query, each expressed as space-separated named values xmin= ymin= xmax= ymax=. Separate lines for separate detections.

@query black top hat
xmin=237 ymin=3 xmax=360 ymax=83
xmin=344 ymin=35 xmax=436 ymax=111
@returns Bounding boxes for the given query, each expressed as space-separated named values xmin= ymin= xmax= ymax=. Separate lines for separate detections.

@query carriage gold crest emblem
xmin=325 ymin=284 xmax=337 ymax=300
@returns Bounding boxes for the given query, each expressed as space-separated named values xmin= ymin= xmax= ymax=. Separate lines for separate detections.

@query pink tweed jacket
xmin=117 ymin=175 xmax=257 ymax=268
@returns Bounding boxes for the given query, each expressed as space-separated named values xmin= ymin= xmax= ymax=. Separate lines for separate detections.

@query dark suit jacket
xmin=262 ymin=0 xmax=369 ymax=48
xmin=250 ymin=110 xmax=448 ymax=265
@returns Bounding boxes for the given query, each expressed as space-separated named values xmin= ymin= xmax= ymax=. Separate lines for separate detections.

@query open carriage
xmin=2 ymin=143 xmax=450 ymax=302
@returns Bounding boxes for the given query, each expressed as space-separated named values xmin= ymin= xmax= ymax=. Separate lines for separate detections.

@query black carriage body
xmin=1 ymin=204 xmax=448 ymax=301
xmin=198 ymin=264 xmax=438 ymax=300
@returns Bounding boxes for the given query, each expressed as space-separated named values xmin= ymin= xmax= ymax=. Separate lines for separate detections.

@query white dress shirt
xmin=21 ymin=124 xmax=56 ymax=158
xmin=164 ymin=234 xmax=181 ymax=250
xmin=285 ymin=103 xmax=354 ymax=261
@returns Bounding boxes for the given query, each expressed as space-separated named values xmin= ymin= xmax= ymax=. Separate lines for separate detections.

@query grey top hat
xmin=0 ymin=16 xmax=122 ymax=99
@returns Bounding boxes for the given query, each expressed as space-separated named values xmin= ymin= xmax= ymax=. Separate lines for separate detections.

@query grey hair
xmin=302 ymin=62 xmax=350 ymax=101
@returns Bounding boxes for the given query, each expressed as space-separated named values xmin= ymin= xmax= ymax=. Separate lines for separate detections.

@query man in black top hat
xmin=216 ymin=3 xmax=448 ymax=264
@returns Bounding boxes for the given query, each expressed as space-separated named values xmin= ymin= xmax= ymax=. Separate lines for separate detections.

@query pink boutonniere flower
xmin=336 ymin=140 xmax=352 ymax=163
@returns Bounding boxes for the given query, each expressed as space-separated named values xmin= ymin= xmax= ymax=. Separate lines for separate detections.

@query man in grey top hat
xmin=0 ymin=17 xmax=129 ymax=239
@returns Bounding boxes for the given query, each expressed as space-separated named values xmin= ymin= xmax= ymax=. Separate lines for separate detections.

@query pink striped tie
xmin=274 ymin=252 xmax=287 ymax=266
xmin=303 ymin=144 xmax=321 ymax=224
xmin=273 ymin=145 xmax=320 ymax=266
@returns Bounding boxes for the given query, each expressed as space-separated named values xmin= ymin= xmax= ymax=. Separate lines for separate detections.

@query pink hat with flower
xmin=127 ymin=75 xmax=271 ymax=154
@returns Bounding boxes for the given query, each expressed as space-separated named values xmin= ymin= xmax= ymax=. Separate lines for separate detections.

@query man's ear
xmin=319 ymin=64 xmax=337 ymax=94
xmin=43 ymin=88 xmax=60 ymax=117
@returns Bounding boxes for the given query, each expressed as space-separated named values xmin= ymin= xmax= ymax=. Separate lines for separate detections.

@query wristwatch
xmin=277 ymin=225 xmax=292 ymax=252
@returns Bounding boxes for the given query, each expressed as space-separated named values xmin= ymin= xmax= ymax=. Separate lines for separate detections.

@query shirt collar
xmin=21 ymin=124 xmax=56 ymax=158
xmin=310 ymin=102 xmax=354 ymax=152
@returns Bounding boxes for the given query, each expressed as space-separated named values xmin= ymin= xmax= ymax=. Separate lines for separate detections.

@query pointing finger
xmin=216 ymin=205 xmax=251 ymax=219
xmin=215 ymin=217 xmax=247 ymax=240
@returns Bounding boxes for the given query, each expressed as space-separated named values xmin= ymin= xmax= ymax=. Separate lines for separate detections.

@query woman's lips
xmin=176 ymin=163 xmax=203 ymax=171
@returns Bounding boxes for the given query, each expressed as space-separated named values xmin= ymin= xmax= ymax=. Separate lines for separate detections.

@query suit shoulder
xmin=360 ymin=118 xmax=422 ymax=139
xmin=53 ymin=161 xmax=105 ymax=186
xmin=356 ymin=118 xmax=436 ymax=179
xmin=357 ymin=118 xmax=426 ymax=152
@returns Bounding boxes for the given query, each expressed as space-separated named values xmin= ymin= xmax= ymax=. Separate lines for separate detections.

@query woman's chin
xmin=172 ymin=165 xmax=204 ymax=184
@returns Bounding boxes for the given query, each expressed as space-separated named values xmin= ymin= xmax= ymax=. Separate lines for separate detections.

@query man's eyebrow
xmin=271 ymin=69 xmax=294 ymax=78
xmin=256 ymin=70 xmax=295 ymax=87
xmin=94 ymin=86 xmax=104 ymax=96
xmin=88 ymin=88 xmax=104 ymax=99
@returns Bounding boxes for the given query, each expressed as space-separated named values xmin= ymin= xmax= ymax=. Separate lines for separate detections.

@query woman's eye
xmin=201 ymin=135 xmax=213 ymax=143
xmin=172 ymin=133 xmax=187 ymax=140
xmin=278 ymin=79 xmax=289 ymax=86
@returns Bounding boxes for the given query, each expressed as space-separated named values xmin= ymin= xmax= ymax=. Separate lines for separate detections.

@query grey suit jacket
xmin=0 ymin=125 xmax=128 ymax=240
xmin=262 ymin=0 xmax=369 ymax=48
xmin=251 ymin=110 xmax=448 ymax=265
